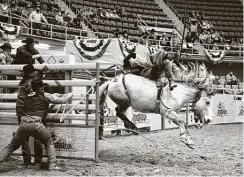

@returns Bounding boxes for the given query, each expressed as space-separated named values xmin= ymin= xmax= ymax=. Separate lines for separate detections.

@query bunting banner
xmin=204 ymin=49 xmax=226 ymax=64
xmin=0 ymin=23 xmax=21 ymax=41
xmin=65 ymin=38 xmax=162 ymax=66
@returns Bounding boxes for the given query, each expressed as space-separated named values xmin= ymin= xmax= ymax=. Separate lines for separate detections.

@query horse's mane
xmin=172 ymin=61 xmax=209 ymax=89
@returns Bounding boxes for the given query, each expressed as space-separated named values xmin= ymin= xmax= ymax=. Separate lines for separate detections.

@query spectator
xmin=185 ymin=31 xmax=193 ymax=46
xmin=0 ymin=0 xmax=9 ymax=23
xmin=115 ymin=5 xmax=122 ymax=18
xmin=226 ymin=71 xmax=238 ymax=85
xmin=213 ymin=75 xmax=221 ymax=85
xmin=55 ymin=10 xmax=65 ymax=26
xmin=171 ymin=31 xmax=180 ymax=48
xmin=31 ymin=0 xmax=41 ymax=8
xmin=48 ymin=0 xmax=58 ymax=12
xmin=0 ymin=43 xmax=13 ymax=65
xmin=190 ymin=19 xmax=198 ymax=43
xmin=211 ymin=30 xmax=222 ymax=44
xmin=112 ymin=29 xmax=120 ymax=38
xmin=121 ymin=30 xmax=129 ymax=40
xmin=73 ymin=17 xmax=81 ymax=28
xmin=64 ymin=12 xmax=73 ymax=27
xmin=97 ymin=7 xmax=105 ymax=19
xmin=208 ymin=71 xmax=216 ymax=85
xmin=29 ymin=7 xmax=48 ymax=35
xmin=159 ymin=32 xmax=170 ymax=47
xmin=138 ymin=31 xmax=151 ymax=46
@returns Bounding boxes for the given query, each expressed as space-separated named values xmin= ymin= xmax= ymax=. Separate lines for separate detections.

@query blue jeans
xmin=18 ymin=116 xmax=43 ymax=164
xmin=0 ymin=120 xmax=56 ymax=166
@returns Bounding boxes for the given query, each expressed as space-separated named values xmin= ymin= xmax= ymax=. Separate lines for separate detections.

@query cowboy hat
xmin=21 ymin=37 xmax=39 ymax=44
xmin=0 ymin=43 xmax=14 ymax=49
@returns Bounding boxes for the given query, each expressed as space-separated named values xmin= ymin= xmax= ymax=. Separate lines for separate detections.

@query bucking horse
xmin=99 ymin=60 xmax=213 ymax=149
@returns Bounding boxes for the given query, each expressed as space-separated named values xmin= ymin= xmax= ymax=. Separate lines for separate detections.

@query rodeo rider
xmin=123 ymin=48 xmax=177 ymax=113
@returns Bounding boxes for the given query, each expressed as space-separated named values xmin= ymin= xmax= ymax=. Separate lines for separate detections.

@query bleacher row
xmin=166 ymin=0 xmax=243 ymax=38
xmin=70 ymin=0 xmax=165 ymax=17
xmin=67 ymin=0 xmax=175 ymax=37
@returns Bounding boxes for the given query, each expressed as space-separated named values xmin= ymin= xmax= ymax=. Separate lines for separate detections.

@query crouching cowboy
xmin=123 ymin=49 xmax=177 ymax=113
xmin=0 ymin=79 xmax=73 ymax=171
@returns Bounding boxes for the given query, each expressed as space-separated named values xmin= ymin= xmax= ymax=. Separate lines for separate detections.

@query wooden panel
xmin=0 ymin=63 xmax=112 ymax=71
xmin=0 ymin=93 xmax=96 ymax=100
xmin=0 ymin=64 xmax=97 ymax=71
xmin=0 ymin=103 xmax=96 ymax=111
xmin=0 ymin=79 xmax=95 ymax=87
xmin=0 ymin=112 xmax=96 ymax=121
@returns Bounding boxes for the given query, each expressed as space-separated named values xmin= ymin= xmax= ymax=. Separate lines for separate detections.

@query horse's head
xmin=194 ymin=90 xmax=213 ymax=128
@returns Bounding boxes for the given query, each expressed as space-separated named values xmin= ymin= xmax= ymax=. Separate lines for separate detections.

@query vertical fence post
xmin=95 ymin=62 xmax=100 ymax=162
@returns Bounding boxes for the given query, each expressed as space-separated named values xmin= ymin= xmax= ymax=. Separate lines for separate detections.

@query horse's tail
xmin=99 ymin=81 xmax=110 ymax=107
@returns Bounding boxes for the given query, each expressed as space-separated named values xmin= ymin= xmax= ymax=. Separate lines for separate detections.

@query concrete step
xmin=55 ymin=0 xmax=76 ymax=19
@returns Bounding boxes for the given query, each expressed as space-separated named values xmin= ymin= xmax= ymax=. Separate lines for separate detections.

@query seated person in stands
xmin=55 ymin=10 xmax=65 ymax=26
xmin=115 ymin=6 xmax=122 ymax=18
xmin=208 ymin=71 xmax=216 ymax=85
xmin=121 ymin=30 xmax=129 ymax=40
xmin=159 ymin=32 xmax=170 ymax=47
xmin=97 ymin=7 xmax=105 ymax=19
xmin=138 ymin=31 xmax=151 ymax=46
xmin=226 ymin=72 xmax=238 ymax=85
xmin=112 ymin=29 xmax=120 ymax=38
xmin=64 ymin=13 xmax=73 ymax=27
xmin=149 ymin=29 xmax=157 ymax=45
xmin=73 ymin=17 xmax=81 ymax=28
xmin=171 ymin=31 xmax=180 ymax=49
xmin=0 ymin=0 xmax=10 ymax=23
xmin=211 ymin=31 xmax=222 ymax=44
xmin=213 ymin=75 xmax=221 ymax=85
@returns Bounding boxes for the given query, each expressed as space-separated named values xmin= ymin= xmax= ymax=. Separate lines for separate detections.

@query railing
xmin=211 ymin=87 xmax=243 ymax=95
xmin=1 ymin=14 xmax=111 ymax=40
xmin=164 ymin=0 xmax=191 ymax=32
xmin=75 ymin=8 xmax=101 ymax=37
xmin=136 ymin=15 xmax=150 ymax=33
xmin=1 ymin=14 xmax=243 ymax=58
xmin=147 ymin=38 xmax=243 ymax=57
xmin=138 ymin=15 xmax=173 ymax=28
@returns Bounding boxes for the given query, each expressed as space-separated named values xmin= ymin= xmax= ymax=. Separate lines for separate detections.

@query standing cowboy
xmin=0 ymin=43 xmax=14 ymax=65
xmin=12 ymin=37 xmax=45 ymax=65
xmin=16 ymin=64 xmax=44 ymax=167
xmin=0 ymin=79 xmax=73 ymax=170
xmin=0 ymin=42 xmax=16 ymax=93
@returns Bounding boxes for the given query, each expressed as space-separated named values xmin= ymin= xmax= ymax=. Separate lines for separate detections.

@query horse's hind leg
xmin=164 ymin=109 xmax=195 ymax=149
xmin=115 ymin=106 xmax=139 ymax=135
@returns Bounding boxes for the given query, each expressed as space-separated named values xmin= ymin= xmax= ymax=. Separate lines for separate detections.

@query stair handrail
xmin=75 ymin=7 xmax=102 ymax=38
xmin=137 ymin=15 xmax=150 ymax=33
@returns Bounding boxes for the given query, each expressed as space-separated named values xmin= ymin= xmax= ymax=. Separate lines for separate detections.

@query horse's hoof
xmin=187 ymin=143 xmax=195 ymax=149
xmin=131 ymin=129 xmax=139 ymax=135
xmin=180 ymin=134 xmax=195 ymax=149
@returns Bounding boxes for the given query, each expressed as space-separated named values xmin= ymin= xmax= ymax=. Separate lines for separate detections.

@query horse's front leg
xmin=164 ymin=109 xmax=195 ymax=149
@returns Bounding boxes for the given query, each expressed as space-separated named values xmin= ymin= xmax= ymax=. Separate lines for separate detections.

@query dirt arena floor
xmin=0 ymin=123 xmax=243 ymax=176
